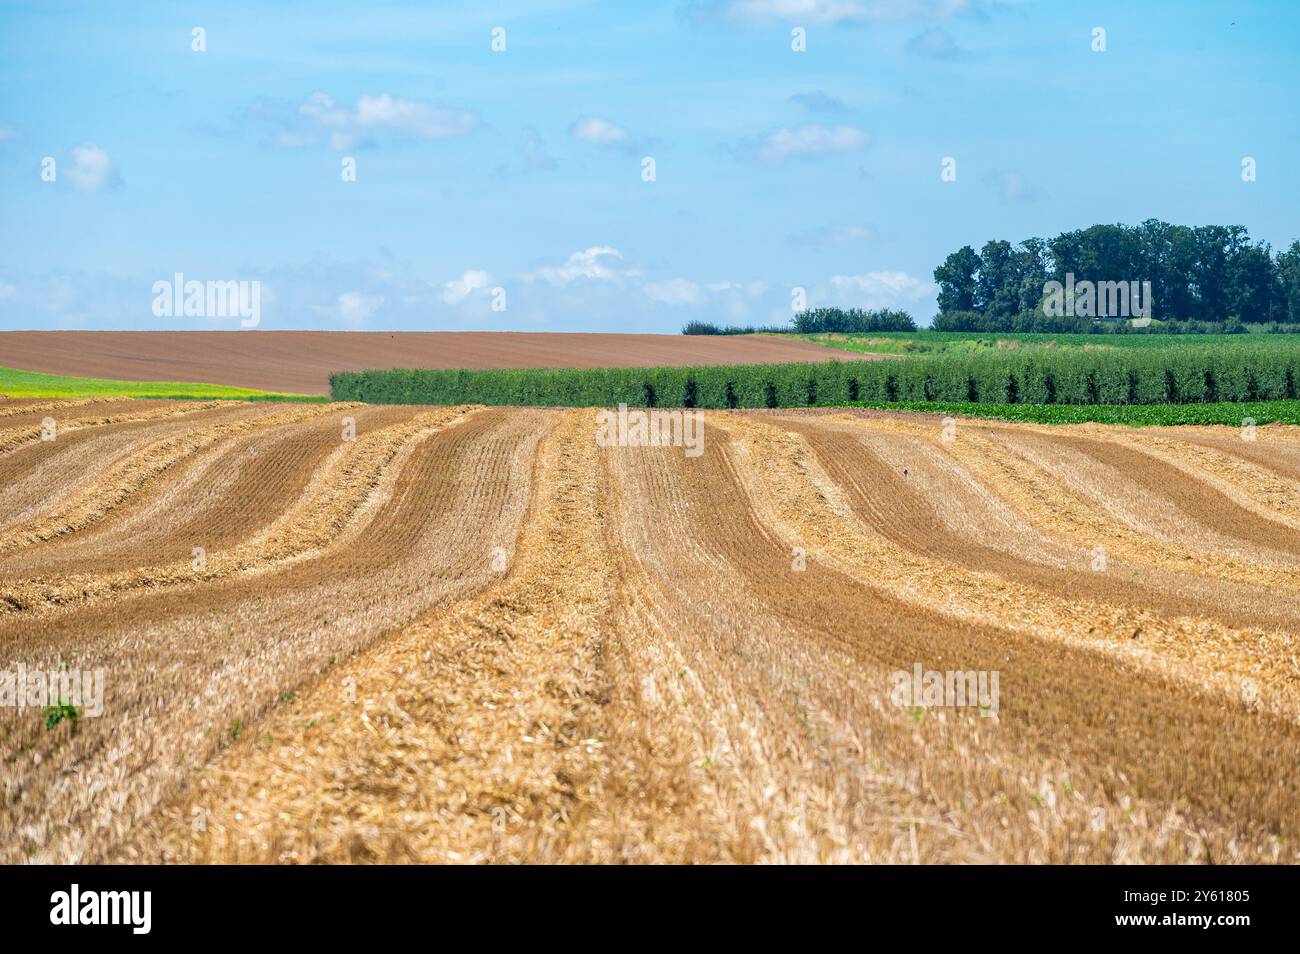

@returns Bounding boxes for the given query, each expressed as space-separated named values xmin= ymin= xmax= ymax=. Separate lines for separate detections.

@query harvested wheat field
xmin=2 ymin=396 xmax=1298 ymax=864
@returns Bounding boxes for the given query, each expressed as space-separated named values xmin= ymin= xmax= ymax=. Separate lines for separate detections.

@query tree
xmin=1276 ymin=241 xmax=1300 ymax=324
xmin=933 ymin=222 xmax=1300 ymax=328
xmin=1015 ymin=238 xmax=1050 ymax=313
xmin=934 ymin=246 xmax=980 ymax=313
xmin=1190 ymin=225 xmax=1236 ymax=321
xmin=977 ymin=240 xmax=1022 ymax=318
xmin=1226 ymin=240 xmax=1276 ymax=323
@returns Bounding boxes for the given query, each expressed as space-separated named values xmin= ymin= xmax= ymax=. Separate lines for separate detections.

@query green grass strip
xmin=0 ymin=366 xmax=326 ymax=402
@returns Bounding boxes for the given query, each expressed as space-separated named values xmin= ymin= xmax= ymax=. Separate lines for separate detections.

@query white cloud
xmin=524 ymin=247 xmax=633 ymax=286
xmin=0 ymin=282 xmax=14 ymax=301
xmin=568 ymin=116 xmax=632 ymax=147
xmin=270 ymin=92 xmax=478 ymax=150
xmin=64 ymin=144 xmax=122 ymax=192
xmin=750 ymin=124 xmax=869 ymax=163
xmin=441 ymin=269 xmax=494 ymax=304
xmin=0 ymin=126 xmax=17 ymax=144
xmin=829 ymin=270 xmax=935 ymax=307
xmin=716 ymin=0 xmax=971 ymax=25
xmin=907 ymin=26 xmax=961 ymax=59
xmin=312 ymin=291 xmax=385 ymax=327
xmin=355 ymin=93 xmax=476 ymax=137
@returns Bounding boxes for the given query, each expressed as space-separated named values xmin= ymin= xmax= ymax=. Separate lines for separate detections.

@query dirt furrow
xmin=0 ymin=400 xmax=235 ymax=456
xmin=715 ymin=413 xmax=1300 ymax=726
xmin=0 ymin=406 xmax=421 ymax=578
xmin=827 ymin=412 xmax=1300 ymax=594
xmin=117 ymin=409 xmax=630 ymax=863
xmin=0 ymin=402 xmax=261 ymax=534
xmin=774 ymin=413 xmax=1300 ymax=636
xmin=0 ymin=397 xmax=138 ymax=424
xmin=0 ymin=407 xmax=473 ymax=616
xmin=0 ymin=403 xmax=347 ymax=558
xmin=1025 ymin=427 xmax=1300 ymax=559
xmin=1092 ymin=425 xmax=1300 ymax=532
xmin=2 ymin=408 xmax=545 ymax=864
xmin=647 ymin=414 xmax=1300 ymax=861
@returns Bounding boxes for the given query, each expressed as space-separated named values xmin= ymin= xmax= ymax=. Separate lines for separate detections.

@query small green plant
xmin=43 ymin=699 xmax=79 ymax=731
xmin=230 ymin=718 xmax=242 ymax=740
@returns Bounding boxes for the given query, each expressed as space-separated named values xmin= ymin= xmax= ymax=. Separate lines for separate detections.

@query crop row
xmin=331 ymin=347 xmax=1300 ymax=408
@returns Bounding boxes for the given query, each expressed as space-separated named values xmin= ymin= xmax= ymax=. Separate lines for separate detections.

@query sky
xmin=0 ymin=0 xmax=1297 ymax=333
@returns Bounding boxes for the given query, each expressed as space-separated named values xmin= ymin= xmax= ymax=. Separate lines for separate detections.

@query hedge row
xmin=331 ymin=349 xmax=1300 ymax=408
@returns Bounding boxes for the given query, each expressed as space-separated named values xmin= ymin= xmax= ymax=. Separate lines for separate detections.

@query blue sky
xmin=1 ymin=0 xmax=1297 ymax=332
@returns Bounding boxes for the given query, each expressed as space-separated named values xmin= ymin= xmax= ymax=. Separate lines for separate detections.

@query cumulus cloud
xmin=64 ymin=144 xmax=123 ymax=192
xmin=312 ymin=291 xmax=385 ymax=327
xmin=257 ymin=92 xmax=478 ymax=150
xmin=569 ymin=116 xmax=628 ymax=146
xmin=742 ymin=124 xmax=869 ymax=163
xmin=524 ymin=247 xmax=634 ymax=286
xmin=907 ymin=26 xmax=961 ymax=58
xmin=441 ymin=269 xmax=494 ymax=304
xmin=2 ymin=253 xmax=935 ymax=333
xmin=701 ymin=0 xmax=972 ymax=25
xmin=829 ymin=270 xmax=935 ymax=307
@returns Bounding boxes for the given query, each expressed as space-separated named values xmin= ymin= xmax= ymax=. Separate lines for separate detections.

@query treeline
xmin=332 ymin=343 xmax=1300 ymax=408
xmin=935 ymin=221 xmax=1300 ymax=328
xmin=681 ymin=320 xmax=788 ymax=335
xmin=791 ymin=307 xmax=915 ymax=333
xmin=683 ymin=307 xmax=915 ymax=335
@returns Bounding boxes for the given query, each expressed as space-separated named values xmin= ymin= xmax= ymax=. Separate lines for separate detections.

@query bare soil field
xmin=0 ymin=331 xmax=871 ymax=395
xmin=1 ymin=397 xmax=1297 ymax=864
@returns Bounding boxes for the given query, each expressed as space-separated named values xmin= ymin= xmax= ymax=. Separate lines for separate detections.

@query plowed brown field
xmin=2 ymin=398 xmax=1296 ymax=864
xmin=0 ymin=331 xmax=871 ymax=395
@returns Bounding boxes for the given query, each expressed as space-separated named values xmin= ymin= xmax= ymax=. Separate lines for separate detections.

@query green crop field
xmin=0 ymin=366 xmax=326 ymax=402
xmin=331 ymin=332 xmax=1300 ymax=426
xmin=798 ymin=329 xmax=1300 ymax=357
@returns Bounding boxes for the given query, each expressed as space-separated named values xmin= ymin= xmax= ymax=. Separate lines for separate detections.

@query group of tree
xmin=934 ymin=221 xmax=1300 ymax=331
xmin=683 ymin=308 xmax=916 ymax=336
xmin=790 ymin=307 xmax=916 ymax=333
xmin=681 ymin=320 xmax=782 ymax=335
